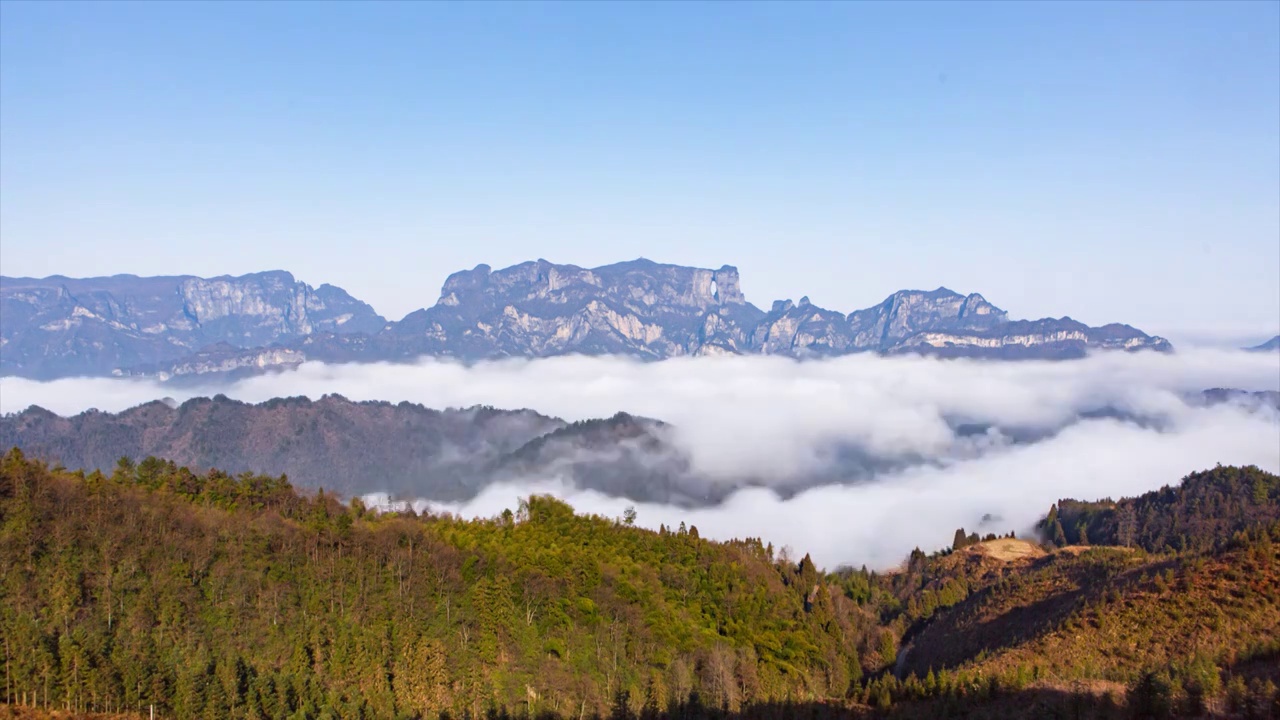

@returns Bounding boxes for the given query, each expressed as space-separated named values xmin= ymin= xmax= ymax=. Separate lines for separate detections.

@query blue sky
xmin=1 ymin=1 xmax=1277 ymax=342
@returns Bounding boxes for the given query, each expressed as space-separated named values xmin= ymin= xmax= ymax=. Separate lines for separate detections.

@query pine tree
xmin=798 ymin=553 xmax=819 ymax=591
xmin=1052 ymin=519 xmax=1068 ymax=547
xmin=1117 ymin=503 xmax=1138 ymax=548
xmin=875 ymin=684 xmax=892 ymax=710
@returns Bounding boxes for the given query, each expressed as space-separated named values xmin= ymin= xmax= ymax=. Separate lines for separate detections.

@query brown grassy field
xmin=973 ymin=537 xmax=1045 ymax=562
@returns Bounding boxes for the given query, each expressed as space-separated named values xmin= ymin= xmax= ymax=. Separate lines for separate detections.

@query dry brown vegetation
xmin=971 ymin=538 xmax=1045 ymax=562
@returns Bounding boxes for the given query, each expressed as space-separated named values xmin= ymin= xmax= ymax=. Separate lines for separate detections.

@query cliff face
xmin=749 ymin=288 xmax=1015 ymax=356
xmin=1 ymin=271 xmax=384 ymax=378
xmin=2 ymin=260 xmax=1173 ymax=379
xmin=388 ymin=259 xmax=764 ymax=359
xmin=889 ymin=319 xmax=1174 ymax=358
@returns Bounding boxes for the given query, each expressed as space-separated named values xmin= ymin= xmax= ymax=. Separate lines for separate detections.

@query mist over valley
xmin=5 ymin=350 xmax=1277 ymax=569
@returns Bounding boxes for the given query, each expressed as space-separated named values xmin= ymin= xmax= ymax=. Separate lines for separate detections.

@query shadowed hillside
xmin=0 ymin=396 xmax=718 ymax=504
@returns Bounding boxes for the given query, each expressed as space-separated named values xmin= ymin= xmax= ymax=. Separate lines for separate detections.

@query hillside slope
xmin=0 ymin=449 xmax=871 ymax=719
xmin=871 ymin=465 xmax=1280 ymax=718
xmin=0 ymin=395 xmax=566 ymax=501
xmin=3 ymin=455 xmax=1278 ymax=719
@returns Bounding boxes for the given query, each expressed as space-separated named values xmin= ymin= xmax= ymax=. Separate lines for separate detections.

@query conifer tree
xmin=1052 ymin=519 xmax=1068 ymax=547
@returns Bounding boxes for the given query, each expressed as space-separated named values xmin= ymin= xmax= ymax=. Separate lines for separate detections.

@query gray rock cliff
xmin=1 ymin=271 xmax=384 ymax=378
xmin=388 ymin=259 xmax=763 ymax=360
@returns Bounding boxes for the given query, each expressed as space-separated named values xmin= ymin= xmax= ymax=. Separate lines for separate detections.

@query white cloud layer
xmin=402 ymin=405 xmax=1277 ymax=570
xmin=3 ymin=349 xmax=1278 ymax=569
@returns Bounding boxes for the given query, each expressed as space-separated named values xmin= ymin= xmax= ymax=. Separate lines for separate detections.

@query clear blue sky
xmin=2 ymin=1 xmax=1277 ymax=342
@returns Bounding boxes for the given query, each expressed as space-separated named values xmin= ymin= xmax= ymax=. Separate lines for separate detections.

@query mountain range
xmin=0 ymin=259 xmax=1172 ymax=380
xmin=0 ymin=395 xmax=708 ymax=504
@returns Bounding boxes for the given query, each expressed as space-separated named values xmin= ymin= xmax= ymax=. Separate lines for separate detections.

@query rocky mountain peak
xmin=437 ymin=264 xmax=495 ymax=306
xmin=710 ymin=265 xmax=747 ymax=305
xmin=431 ymin=259 xmax=756 ymax=322
xmin=590 ymin=259 xmax=749 ymax=310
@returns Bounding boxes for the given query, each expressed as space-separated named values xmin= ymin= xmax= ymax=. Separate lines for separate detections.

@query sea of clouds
xmin=2 ymin=348 xmax=1278 ymax=569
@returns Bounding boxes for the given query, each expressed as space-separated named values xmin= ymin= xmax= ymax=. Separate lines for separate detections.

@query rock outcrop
xmin=387 ymin=259 xmax=763 ymax=359
xmin=749 ymin=288 xmax=1018 ymax=357
xmin=1 ymin=260 xmax=1173 ymax=379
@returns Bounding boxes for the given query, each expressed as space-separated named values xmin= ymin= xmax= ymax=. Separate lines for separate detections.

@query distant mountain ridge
xmin=1 ymin=259 xmax=1172 ymax=379
xmin=1247 ymin=335 xmax=1280 ymax=352
xmin=0 ymin=395 xmax=721 ymax=505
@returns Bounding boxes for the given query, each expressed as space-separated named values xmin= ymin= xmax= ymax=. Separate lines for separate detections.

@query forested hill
xmin=0 ymin=395 xmax=711 ymax=505
xmin=1038 ymin=464 xmax=1280 ymax=552
xmin=0 ymin=449 xmax=872 ymax=719
xmin=2 ymin=453 xmax=1279 ymax=720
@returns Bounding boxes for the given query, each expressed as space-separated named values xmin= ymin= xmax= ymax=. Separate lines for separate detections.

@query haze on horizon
xmin=1 ymin=2 xmax=1278 ymax=345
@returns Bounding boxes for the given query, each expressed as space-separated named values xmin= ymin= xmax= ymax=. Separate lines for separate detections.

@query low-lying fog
xmin=3 ymin=349 xmax=1278 ymax=569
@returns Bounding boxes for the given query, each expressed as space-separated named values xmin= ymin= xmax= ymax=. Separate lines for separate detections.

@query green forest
xmin=1 ymin=450 xmax=1279 ymax=719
